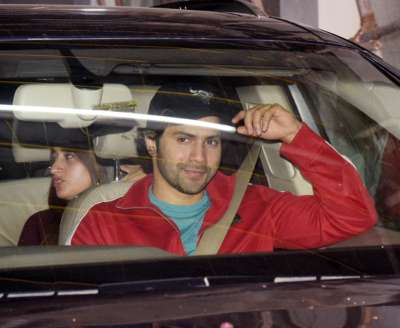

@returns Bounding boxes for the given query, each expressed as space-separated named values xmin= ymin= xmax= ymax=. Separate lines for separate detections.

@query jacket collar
xmin=116 ymin=174 xmax=154 ymax=209
xmin=116 ymin=171 xmax=236 ymax=218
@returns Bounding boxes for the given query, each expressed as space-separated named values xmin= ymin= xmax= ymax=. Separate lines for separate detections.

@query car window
xmin=1 ymin=43 xmax=400 ymax=262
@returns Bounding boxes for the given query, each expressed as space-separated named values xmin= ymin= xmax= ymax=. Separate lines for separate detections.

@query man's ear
xmin=144 ymin=135 xmax=157 ymax=157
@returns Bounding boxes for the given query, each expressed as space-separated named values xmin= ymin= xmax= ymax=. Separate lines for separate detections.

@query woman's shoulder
xmin=18 ymin=209 xmax=61 ymax=245
xmin=25 ymin=209 xmax=57 ymax=226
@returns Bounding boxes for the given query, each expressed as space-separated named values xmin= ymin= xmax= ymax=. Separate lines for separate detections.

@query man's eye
xmin=177 ymin=137 xmax=190 ymax=143
xmin=207 ymin=138 xmax=220 ymax=146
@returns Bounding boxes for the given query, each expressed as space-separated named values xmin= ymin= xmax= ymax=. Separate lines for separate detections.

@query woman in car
xmin=18 ymin=148 xmax=107 ymax=245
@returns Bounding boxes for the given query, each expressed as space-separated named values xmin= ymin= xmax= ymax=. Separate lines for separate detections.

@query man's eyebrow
xmin=206 ymin=134 xmax=222 ymax=139
xmin=172 ymin=131 xmax=221 ymax=138
xmin=172 ymin=131 xmax=196 ymax=138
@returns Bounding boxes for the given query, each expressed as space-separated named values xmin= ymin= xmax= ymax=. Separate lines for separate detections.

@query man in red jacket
xmin=70 ymin=82 xmax=377 ymax=254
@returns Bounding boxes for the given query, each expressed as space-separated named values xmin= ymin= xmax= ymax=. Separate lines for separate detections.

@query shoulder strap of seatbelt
xmin=194 ymin=142 xmax=261 ymax=255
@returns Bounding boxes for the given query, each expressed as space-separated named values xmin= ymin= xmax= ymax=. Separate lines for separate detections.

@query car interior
xmin=0 ymin=79 xmax=315 ymax=247
xmin=0 ymin=46 xmax=400 ymax=252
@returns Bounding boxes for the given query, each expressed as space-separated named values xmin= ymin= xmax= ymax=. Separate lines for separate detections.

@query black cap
xmin=146 ymin=82 xmax=242 ymax=131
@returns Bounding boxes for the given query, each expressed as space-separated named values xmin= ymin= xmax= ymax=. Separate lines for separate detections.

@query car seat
xmin=0 ymin=177 xmax=51 ymax=245
xmin=0 ymin=82 xmax=134 ymax=245
xmin=59 ymin=85 xmax=160 ymax=245
xmin=61 ymin=83 xmax=316 ymax=246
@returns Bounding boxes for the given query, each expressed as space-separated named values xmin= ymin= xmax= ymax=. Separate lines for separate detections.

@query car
xmin=0 ymin=1 xmax=400 ymax=326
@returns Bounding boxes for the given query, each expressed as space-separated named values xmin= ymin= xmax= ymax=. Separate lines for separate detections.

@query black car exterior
xmin=0 ymin=3 xmax=400 ymax=327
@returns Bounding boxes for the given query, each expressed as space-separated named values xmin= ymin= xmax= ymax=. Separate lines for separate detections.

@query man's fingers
xmin=262 ymin=109 xmax=274 ymax=133
xmin=236 ymin=126 xmax=247 ymax=135
xmin=231 ymin=110 xmax=246 ymax=124
xmin=253 ymin=107 xmax=265 ymax=135
xmin=243 ymin=107 xmax=256 ymax=135
xmin=246 ymin=105 xmax=274 ymax=136
xmin=233 ymin=104 xmax=275 ymax=136
xmin=234 ymin=103 xmax=301 ymax=142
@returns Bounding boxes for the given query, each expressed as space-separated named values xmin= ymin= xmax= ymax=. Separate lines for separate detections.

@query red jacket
xmin=71 ymin=125 xmax=377 ymax=254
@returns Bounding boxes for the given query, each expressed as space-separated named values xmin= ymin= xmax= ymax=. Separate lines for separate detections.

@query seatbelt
xmin=194 ymin=142 xmax=261 ymax=255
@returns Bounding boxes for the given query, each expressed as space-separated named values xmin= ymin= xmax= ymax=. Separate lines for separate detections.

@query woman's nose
xmin=50 ymin=157 xmax=64 ymax=174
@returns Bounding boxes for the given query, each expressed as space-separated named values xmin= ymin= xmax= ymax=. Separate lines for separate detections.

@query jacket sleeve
xmin=271 ymin=124 xmax=377 ymax=249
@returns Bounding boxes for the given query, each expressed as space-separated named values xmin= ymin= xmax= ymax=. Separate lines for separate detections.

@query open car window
xmin=0 ymin=43 xmax=400 ymax=267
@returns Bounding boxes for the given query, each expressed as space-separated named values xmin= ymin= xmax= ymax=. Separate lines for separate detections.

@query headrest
xmin=94 ymin=86 xmax=159 ymax=159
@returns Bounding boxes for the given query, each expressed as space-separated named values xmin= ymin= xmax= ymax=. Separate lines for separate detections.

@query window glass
xmin=0 ymin=50 xmax=68 ymax=79
xmin=0 ymin=44 xmax=400 ymax=265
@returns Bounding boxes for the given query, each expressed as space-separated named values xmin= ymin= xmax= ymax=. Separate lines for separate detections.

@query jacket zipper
xmin=115 ymin=204 xmax=185 ymax=252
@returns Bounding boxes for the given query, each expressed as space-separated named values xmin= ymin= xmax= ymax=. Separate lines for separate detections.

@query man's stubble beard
xmin=156 ymin=150 xmax=218 ymax=195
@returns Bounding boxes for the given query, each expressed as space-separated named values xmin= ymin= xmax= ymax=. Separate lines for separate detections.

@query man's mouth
xmin=182 ymin=167 xmax=208 ymax=179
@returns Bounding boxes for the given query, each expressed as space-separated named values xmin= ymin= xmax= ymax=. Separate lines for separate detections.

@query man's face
xmin=150 ymin=116 xmax=222 ymax=196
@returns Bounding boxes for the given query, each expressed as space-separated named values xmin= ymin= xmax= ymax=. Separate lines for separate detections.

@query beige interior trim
xmin=324 ymin=81 xmax=400 ymax=139
xmin=0 ymin=177 xmax=51 ymax=246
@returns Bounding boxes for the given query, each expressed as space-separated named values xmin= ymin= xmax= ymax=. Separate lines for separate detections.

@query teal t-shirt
xmin=149 ymin=188 xmax=210 ymax=255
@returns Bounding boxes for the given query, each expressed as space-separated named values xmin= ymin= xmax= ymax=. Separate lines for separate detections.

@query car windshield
xmin=1 ymin=42 xmax=399 ymax=268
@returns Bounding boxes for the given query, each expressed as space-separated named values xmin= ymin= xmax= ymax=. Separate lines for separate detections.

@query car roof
xmin=0 ymin=4 xmax=354 ymax=47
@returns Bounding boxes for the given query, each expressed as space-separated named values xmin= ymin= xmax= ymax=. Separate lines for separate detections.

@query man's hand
xmin=231 ymin=103 xmax=302 ymax=143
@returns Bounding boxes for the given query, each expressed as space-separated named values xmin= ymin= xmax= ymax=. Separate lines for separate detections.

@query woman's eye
xmin=65 ymin=153 xmax=76 ymax=160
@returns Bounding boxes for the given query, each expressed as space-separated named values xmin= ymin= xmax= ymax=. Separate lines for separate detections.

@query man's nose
xmin=189 ymin=141 xmax=206 ymax=163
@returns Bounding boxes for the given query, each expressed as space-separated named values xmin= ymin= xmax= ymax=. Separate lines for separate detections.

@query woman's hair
xmin=48 ymin=149 xmax=107 ymax=210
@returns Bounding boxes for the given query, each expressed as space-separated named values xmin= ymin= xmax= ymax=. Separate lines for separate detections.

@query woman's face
xmin=50 ymin=148 xmax=93 ymax=200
